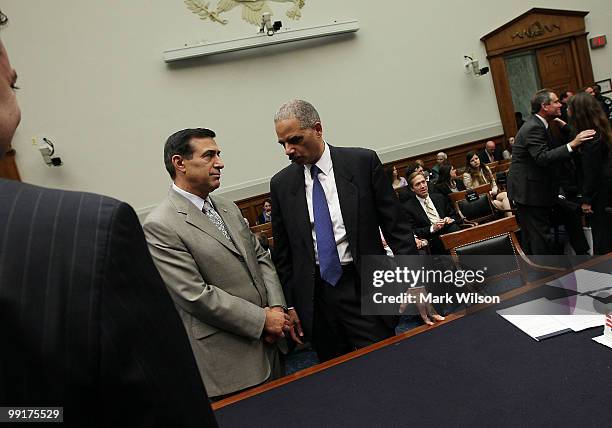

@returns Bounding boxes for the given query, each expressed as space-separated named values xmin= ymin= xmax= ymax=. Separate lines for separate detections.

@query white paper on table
xmin=497 ymin=298 xmax=572 ymax=340
xmin=547 ymin=269 xmax=612 ymax=294
xmin=592 ymin=335 xmax=612 ymax=349
xmin=499 ymin=315 xmax=571 ymax=341
xmin=546 ymin=295 xmax=606 ymax=331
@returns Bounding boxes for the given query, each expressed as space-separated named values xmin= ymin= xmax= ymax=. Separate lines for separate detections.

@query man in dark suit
xmin=478 ymin=140 xmax=503 ymax=165
xmin=270 ymin=99 xmax=442 ymax=362
xmin=507 ymin=88 xmax=594 ymax=255
xmin=0 ymin=17 xmax=217 ymax=427
xmin=401 ymin=171 xmax=462 ymax=255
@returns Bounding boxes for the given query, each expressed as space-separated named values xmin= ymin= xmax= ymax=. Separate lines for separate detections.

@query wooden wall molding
xmin=236 ymin=134 xmax=504 ymax=226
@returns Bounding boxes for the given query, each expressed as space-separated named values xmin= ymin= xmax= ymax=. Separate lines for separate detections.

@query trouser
xmin=312 ymin=264 xmax=395 ymax=362
xmin=516 ymin=203 xmax=556 ymax=255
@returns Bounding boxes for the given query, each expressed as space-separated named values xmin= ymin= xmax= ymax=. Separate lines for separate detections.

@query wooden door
xmin=536 ymin=42 xmax=578 ymax=95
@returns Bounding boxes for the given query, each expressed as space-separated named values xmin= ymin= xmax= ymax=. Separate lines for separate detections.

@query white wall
xmin=3 ymin=0 xmax=612 ymax=216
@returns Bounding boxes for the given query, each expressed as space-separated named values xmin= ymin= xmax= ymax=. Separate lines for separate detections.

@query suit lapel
xmin=330 ymin=146 xmax=359 ymax=256
xmin=289 ymin=164 xmax=315 ymax=261
xmin=412 ymin=198 xmax=430 ymax=225
xmin=169 ymin=190 xmax=240 ymax=256
xmin=431 ymin=195 xmax=446 ymax=218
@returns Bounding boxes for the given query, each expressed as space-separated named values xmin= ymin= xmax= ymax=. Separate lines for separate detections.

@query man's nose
xmin=284 ymin=144 xmax=294 ymax=156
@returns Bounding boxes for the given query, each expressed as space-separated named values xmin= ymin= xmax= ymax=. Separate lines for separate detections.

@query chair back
xmin=440 ymin=217 xmax=523 ymax=281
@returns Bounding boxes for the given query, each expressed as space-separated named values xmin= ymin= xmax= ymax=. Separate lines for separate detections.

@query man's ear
xmin=172 ymin=154 xmax=185 ymax=174
xmin=313 ymin=122 xmax=323 ymax=136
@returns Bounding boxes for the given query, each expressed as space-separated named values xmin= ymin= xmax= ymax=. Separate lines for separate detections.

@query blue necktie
xmin=310 ymin=165 xmax=342 ymax=286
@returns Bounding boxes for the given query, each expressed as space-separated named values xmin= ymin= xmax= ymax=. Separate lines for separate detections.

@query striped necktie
xmin=423 ymin=197 xmax=440 ymax=224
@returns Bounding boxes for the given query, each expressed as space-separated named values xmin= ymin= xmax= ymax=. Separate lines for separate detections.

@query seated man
xmin=479 ymin=140 xmax=503 ymax=164
xmin=401 ymin=171 xmax=462 ymax=254
xmin=258 ymin=198 xmax=272 ymax=224
xmin=143 ymin=128 xmax=289 ymax=399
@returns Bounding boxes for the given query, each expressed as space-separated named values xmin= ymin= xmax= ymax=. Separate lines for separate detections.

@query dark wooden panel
xmin=536 ymin=42 xmax=578 ymax=95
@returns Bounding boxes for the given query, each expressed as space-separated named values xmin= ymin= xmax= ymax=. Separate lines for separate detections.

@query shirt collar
xmin=535 ymin=114 xmax=549 ymax=129
xmin=172 ymin=183 xmax=211 ymax=211
xmin=305 ymin=141 xmax=332 ymax=176
xmin=416 ymin=194 xmax=429 ymax=203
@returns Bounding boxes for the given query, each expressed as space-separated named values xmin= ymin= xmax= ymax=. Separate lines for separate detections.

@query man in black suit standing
xmin=478 ymin=140 xmax=503 ymax=165
xmin=402 ymin=171 xmax=462 ymax=255
xmin=0 ymin=13 xmax=216 ymax=427
xmin=507 ymin=89 xmax=594 ymax=255
xmin=270 ymin=99 xmax=442 ymax=362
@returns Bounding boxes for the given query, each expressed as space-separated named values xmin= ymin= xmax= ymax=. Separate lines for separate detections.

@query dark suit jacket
xmin=270 ymin=145 xmax=417 ymax=337
xmin=507 ymin=115 xmax=572 ymax=207
xmin=478 ymin=147 xmax=503 ymax=164
xmin=0 ymin=179 xmax=216 ymax=427
xmin=400 ymin=192 xmax=461 ymax=254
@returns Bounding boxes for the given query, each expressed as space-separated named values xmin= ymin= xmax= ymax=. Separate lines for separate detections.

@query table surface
xmin=215 ymin=261 xmax=612 ymax=428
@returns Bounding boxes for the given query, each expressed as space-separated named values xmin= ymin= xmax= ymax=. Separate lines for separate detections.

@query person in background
xmin=502 ymin=137 xmax=515 ymax=160
xmin=593 ymin=84 xmax=612 ymax=124
xmin=569 ymin=92 xmax=612 ymax=254
xmin=478 ymin=140 xmax=503 ymax=165
xmin=258 ymin=198 xmax=273 ymax=224
xmin=507 ymin=88 xmax=594 ymax=255
xmin=463 ymin=151 xmax=512 ymax=214
xmin=430 ymin=152 xmax=448 ymax=182
xmin=560 ymin=91 xmax=574 ymax=123
xmin=401 ymin=171 xmax=462 ymax=255
xmin=384 ymin=164 xmax=408 ymax=190
xmin=433 ymin=163 xmax=465 ymax=198
xmin=515 ymin=111 xmax=526 ymax=130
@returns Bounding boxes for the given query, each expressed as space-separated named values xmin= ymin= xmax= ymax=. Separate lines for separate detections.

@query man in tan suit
xmin=144 ymin=128 xmax=289 ymax=399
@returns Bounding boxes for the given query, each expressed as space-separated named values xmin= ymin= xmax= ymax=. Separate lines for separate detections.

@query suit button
xmin=238 ymin=256 xmax=245 ymax=262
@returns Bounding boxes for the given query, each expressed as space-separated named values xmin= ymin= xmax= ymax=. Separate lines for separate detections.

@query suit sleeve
xmin=100 ymin=202 xmax=217 ymax=427
xmin=370 ymin=151 xmax=418 ymax=254
xmin=526 ymin=125 xmax=571 ymax=167
xmin=143 ymin=218 xmax=266 ymax=340
xmin=270 ymin=179 xmax=294 ymax=308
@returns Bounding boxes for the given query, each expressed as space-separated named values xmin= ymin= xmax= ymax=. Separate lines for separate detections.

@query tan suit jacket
xmin=143 ymin=188 xmax=286 ymax=397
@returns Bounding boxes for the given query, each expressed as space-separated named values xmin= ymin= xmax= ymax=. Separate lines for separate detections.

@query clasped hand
xmin=263 ymin=307 xmax=291 ymax=344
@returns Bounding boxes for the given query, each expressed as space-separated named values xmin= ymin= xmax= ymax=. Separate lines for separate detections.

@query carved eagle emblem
xmin=184 ymin=0 xmax=305 ymax=26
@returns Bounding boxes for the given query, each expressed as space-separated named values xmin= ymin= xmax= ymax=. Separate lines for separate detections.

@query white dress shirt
xmin=304 ymin=142 xmax=352 ymax=264
xmin=172 ymin=183 xmax=213 ymax=211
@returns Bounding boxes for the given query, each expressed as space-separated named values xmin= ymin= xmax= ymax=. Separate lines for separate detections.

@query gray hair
xmin=531 ymin=89 xmax=553 ymax=114
xmin=437 ymin=152 xmax=447 ymax=160
xmin=274 ymin=99 xmax=321 ymax=129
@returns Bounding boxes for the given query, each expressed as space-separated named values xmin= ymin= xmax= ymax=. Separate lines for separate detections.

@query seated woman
xmin=568 ymin=92 xmax=612 ymax=255
xmin=384 ymin=164 xmax=408 ymax=190
xmin=433 ymin=163 xmax=465 ymax=198
xmin=463 ymin=151 xmax=512 ymax=215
